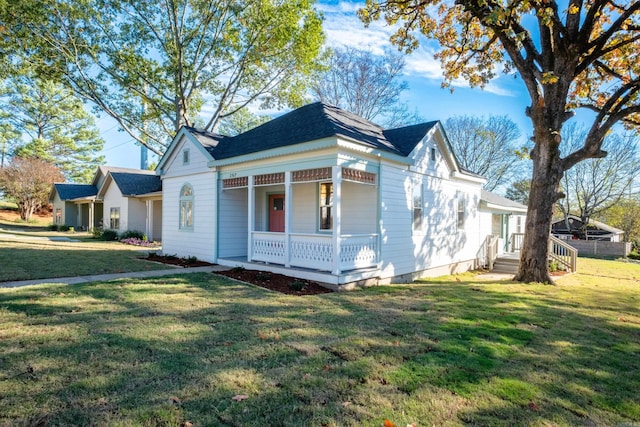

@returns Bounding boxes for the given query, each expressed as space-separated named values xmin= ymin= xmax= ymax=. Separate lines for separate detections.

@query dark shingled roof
xmin=54 ymin=183 xmax=98 ymax=200
xmin=110 ymin=172 xmax=162 ymax=196
xmin=186 ymin=102 xmax=438 ymax=160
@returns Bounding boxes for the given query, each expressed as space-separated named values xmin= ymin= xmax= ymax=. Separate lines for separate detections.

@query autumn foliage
xmin=0 ymin=157 xmax=63 ymax=221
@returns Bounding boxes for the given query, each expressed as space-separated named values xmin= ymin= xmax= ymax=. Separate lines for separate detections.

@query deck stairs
xmin=491 ymin=252 xmax=520 ymax=275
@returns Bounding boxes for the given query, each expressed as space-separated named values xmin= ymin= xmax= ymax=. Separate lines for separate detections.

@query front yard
xmin=0 ymin=258 xmax=638 ymax=426
xmin=0 ymin=233 xmax=168 ymax=282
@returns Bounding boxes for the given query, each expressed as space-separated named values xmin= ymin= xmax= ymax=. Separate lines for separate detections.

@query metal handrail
xmin=548 ymin=235 xmax=578 ymax=272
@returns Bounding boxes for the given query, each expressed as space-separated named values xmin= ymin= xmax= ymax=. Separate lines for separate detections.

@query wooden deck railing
xmin=548 ymin=235 xmax=578 ymax=273
xmin=477 ymin=234 xmax=500 ymax=270
xmin=509 ymin=233 xmax=525 ymax=252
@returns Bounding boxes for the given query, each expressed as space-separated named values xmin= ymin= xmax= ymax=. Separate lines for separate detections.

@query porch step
xmin=492 ymin=255 xmax=519 ymax=274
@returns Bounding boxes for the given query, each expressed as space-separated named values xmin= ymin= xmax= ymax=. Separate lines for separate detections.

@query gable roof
xmin=52 ymin=183 xmax=98 ymax=201
xmin=107 ymin=172 xmax=162 ymax=197
xmin=178 ymin=102 xmax=441 ymax=162
xmin=480 ymin=190 xmax=528 ymax=213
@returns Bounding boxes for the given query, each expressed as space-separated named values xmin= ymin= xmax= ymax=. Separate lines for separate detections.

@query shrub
xmin=101 ymin=229 xmax=119 ymax=241
xmin=91 ymin=228 xmax=103 ymax=239
xmin=120 ymin=230 xmax=146 ymax=240
xmin=59 ymin=225 xmax=71 ymax=232
xmin=288 ymin=280 xmax=306 ymax=291
xmin=231 ymin=266 xmax=245 ymax=273
xmin=48 ymin=224 xmax=59 ymax=231
xmin=182 ymin=255 xmax=198 ymax=265
xmin=256 ymin=272 xmax=271 ymax=282
xmin=549 ymin=260 xmax=562 ymax=272
xmin=628 ymin=251 xmax=640 ymax=260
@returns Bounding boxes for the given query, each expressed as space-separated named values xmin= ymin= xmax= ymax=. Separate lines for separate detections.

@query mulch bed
xmin=215 ymin=268 xmax=333 ymax=296
xmin=144 ymin=254 xmax=332 ymax=295
xmin=145 ymin=253 xmax=215 ymax=268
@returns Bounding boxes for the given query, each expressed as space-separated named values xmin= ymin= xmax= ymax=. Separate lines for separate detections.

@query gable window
xmin=413 ymin=183 xmax=423 ymax=231
xmin=179 ymin=184 xmax=194 ymax=230
xmin=430 ymin=147 xmax=437 ymax=162
xmin=55 ymin=208 xmax=62 ymax=224
xmin=110 ymin=207 xmax=120 ymax=229
xmin=456 ymin=192 xmax=466 ymax=229
xmin=182 ymin=149 xmax=190 ymax=165
xmin=319 ymin=182 xmax=333 ymax=230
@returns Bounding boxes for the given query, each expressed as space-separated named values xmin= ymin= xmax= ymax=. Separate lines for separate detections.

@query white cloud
xmin=318 ymin=1 xmax=516 ymax=97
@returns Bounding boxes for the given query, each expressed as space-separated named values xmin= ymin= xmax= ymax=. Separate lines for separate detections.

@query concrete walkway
xmin=0 ymin=265 xmax=232 ymax=289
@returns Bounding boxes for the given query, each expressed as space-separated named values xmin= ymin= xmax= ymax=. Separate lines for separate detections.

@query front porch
xmin=217 ymin=165 xmax=381 ymax=281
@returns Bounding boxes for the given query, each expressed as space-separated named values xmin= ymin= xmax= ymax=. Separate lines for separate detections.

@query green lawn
xmin=0 ymin=258 xmax=638 ymax=426
xmin=0 ymin=237 xmax=169 ymax=282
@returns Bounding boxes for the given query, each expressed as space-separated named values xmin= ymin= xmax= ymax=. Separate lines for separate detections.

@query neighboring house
xmin=478 ymin=190 xmax=528 ymax=253
xmin=49 ymin=166 xmax=162 ymax=240
xmin=551 ymin=215 xmax=624 ymax=242
xmin=49 ymin=165 xmax=115 ymax=230
xmin=50 ymin=183 xmax=101 ymax=230
xmin=157 ymin=102 xmax=509 ymax=288
xmin=97 ymin=170 xmax=163 ymax=241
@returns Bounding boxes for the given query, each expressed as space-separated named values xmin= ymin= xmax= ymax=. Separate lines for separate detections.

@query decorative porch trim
xmin=254 ymin=172 xmax=284 ymax=186
xmin=223 ymin=177 xmax=248 ymax=189
xmin=292 ymin=167 xmax=331 ymax=183
xmin=342 ymin=168 xmax=376 ymax=185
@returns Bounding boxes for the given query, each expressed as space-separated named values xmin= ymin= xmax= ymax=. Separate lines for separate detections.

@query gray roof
xmin=110 ymin=172 xmax=162 ymax=196
xmin=481 ymin=189 xmax=528 ymax=210
xmin=186 ymin=102 xmax=438 ymax=160
xmin=54 ymin=183 xmax=98 ymax=200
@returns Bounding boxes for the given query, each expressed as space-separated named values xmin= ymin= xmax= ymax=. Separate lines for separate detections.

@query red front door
xmin=269 ymin=194 xmax=285 ymax=232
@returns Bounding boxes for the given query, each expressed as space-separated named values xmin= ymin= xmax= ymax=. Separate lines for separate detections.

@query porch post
xmin=332 ymin=166 xmax=342 ymax=275
xmin=146 ymin=200 xmax=153 ymax=241
xmin=284 ymin=171 xmax=292 ymax=267
xmin=247 ymin=176 xmax=255 ymax=262
xmin=88 ymin=202 xmax=94 ymax=232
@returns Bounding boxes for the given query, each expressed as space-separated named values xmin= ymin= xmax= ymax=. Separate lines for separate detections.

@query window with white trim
xmin=430 ymin=147 xmax=436 ymax=162
xmin=516 ymin=215 xmax=523 ymax=233
xmin=182 ymin=149 xmax=190 ymax=165
xmin=55 ymin=208 xmax=62 ymax=224
xmin=319 ymin=182 xmax=333 ymax=230
xmin=456 ymin=192 xmax=466 ymax=229
xmin=110 ymin=207 xmax=120 ymax=229
xmin=413 ymin=183 xmax=423 ymax=232
xmin=179 ymin=184 xmax=194 ymax=230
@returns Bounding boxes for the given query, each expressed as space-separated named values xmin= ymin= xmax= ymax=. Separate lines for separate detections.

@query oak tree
xmin=2 ymin=0 xmax=325 ymax=155
xmin=361 ymin=0 xmax=640 ymax=282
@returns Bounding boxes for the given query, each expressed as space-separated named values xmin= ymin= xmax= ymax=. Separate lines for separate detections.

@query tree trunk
xmin=514 ymin=136 xmax=564 ymax=283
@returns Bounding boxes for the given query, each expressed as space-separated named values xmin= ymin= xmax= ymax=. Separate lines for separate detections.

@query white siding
xmin=127 ymin=198 xmax=147 ymax=233
xmin=102 ymin=183 xmax=128 ymax=231
xmin=161 ymin=171 xmax=218 ymax=262
xmin=162 ymin=136 xmax=212 ymax=179
xmin=378 ymin=158 xmax=483 ymax=281
xmin=341 ymin=181 xmax=377 ymax=235
xmin=291 ymin=182 xmax=316 ymax=233
xmin=218 ymin=187 xmax=248 ymax=258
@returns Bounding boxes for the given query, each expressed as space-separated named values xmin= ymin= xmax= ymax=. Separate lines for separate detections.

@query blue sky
xmin=98 ymin=0 xmax=536 ymax=169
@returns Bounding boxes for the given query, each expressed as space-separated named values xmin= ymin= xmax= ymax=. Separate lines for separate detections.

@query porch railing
xmin=251 ymin=232 xmax=378 ymax=272
xmin=509 ymin=233 xmax=525 ymax=252
xmin=548 ymin=235 xmax=578 ymax=273
xmin=477 ymin=234 xmax=499 ymax=269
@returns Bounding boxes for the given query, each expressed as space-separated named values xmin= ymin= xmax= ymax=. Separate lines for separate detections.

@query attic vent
xmin=254 ymin=172 xmax=284 ymax=186
xmin=292 ymin=167 xmax=331 ymax=182
xmin=342 ymin=168 xmax=376 ymax=185
xmin=223 ymin=177 xmax=248 ymax=188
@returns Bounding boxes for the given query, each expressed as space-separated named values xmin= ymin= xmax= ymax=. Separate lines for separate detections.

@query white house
xmin=478 ymin=190 xmax=528 ymax=254
xmin=97 ymin=170 xmax=163 ymax=241
xmin=156 ymin=102 xmax=524 ymax=288
xmin=50 ymin=166 xmax=162 ymax=240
